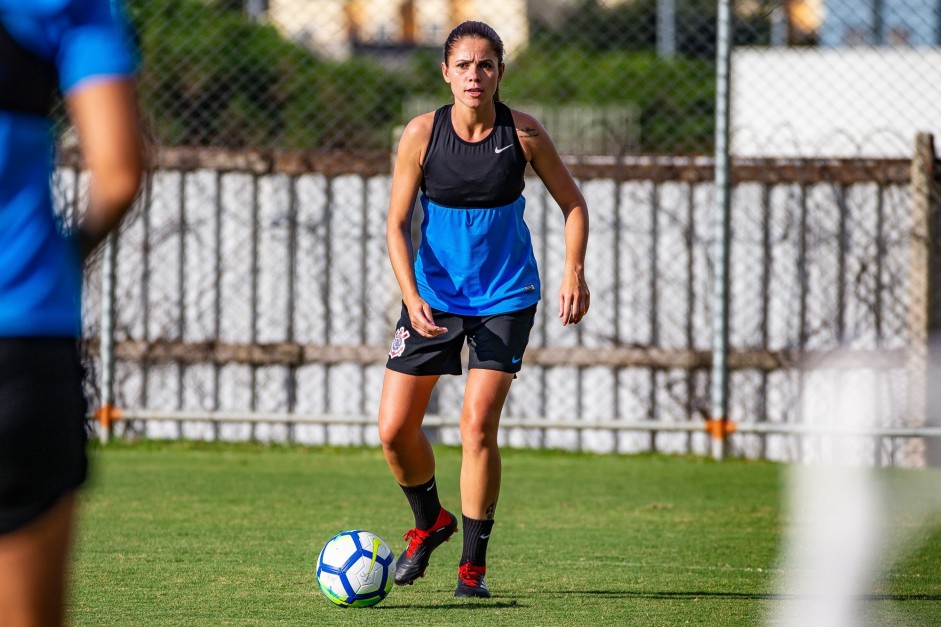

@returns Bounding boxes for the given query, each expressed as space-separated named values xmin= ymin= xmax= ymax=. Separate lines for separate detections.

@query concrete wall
xmin=731 ymin=47 xmax=941 ymax=158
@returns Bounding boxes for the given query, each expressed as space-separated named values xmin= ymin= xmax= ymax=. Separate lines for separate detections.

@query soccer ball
xmin=316 ymin=530 xmax=395 ymax=607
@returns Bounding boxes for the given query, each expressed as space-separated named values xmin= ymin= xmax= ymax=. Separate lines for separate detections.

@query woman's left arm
xmin=516 ymin=112 xmax=590 ymax=326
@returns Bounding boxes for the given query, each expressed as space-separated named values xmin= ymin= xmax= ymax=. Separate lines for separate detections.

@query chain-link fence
xmin=124 ymin=1 xmax=941 ymax=156
xmin=59 ymin=1 xmax=941 ymax=465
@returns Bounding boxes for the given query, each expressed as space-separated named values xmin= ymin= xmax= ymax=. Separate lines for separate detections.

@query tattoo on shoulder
xmin=517 ymin=126 xmax=540 ymax=138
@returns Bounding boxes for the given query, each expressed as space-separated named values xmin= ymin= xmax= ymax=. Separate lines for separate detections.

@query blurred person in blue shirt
xmin=0 ymin=1 xmax=142 ymax=624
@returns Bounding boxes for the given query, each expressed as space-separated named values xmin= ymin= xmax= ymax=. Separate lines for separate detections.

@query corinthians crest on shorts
xmin=389 ymin=327 xmax=409 ymax=358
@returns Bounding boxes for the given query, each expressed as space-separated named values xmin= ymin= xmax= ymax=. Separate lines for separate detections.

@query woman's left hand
xmin=559 ymin=270 xmax=590 ymax=326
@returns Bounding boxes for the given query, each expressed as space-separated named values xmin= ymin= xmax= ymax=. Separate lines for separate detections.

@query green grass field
xmin=69 ymin=441 xmax=941 ymax=626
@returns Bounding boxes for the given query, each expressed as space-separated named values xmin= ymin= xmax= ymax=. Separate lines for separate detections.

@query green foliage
xmin=506 ymin=47 xmax=715 ymax=153
xmin=531 ymin=0 xmax=774 ymax=57
xmin=530 ymin=0 xmax=658 ymax=53
xmin=127 ymin=0 xmax=719 ymax=153
xmin=128 ymin=0 xmax=411 ymax=149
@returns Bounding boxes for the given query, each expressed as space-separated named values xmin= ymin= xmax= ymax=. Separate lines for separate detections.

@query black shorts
xmin=385 ymin=303 xmax=537 ymax=376
xmin=0 ymin=337 xmax=88 ymax=535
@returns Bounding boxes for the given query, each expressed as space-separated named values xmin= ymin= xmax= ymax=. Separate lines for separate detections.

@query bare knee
xmin=461 ymin=413 xmax=499 ymax=455
xmin=378 ymin=414 xmax=417 ymax=451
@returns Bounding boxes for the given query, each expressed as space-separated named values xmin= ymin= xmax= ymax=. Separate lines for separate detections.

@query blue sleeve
xmin=57 ymin=0 xmax=137 ymax=94
xmin=0 ymin=0 xmax=70 ymax=15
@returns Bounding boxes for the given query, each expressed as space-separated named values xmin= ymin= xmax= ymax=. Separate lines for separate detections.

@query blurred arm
xmin=66 ymin=77 xmax=143 ymax=259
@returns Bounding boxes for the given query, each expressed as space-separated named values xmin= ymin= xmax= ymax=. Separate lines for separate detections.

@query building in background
xmin=262 ymin=0 xmax=528 ymax=59
xmin=734 ymin=0 xmax=941 ymax=158
xmin=732 ymin=46 xmax=941 ymax=158
xmin=820 ymin=0 xmax=941 ymax=46
xmin=770 ymin=0 xmax=941 ymax=47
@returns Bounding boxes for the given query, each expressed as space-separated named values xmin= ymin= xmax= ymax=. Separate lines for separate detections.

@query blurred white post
xmin=99 ymin=232 xmax=118 ymax=444
xmin=709 ymin=0 xmax=733 ymax=460
xmin=769 ymin=353 xmax=888 ymax=626
xmin=657 ymin=0 xmax=676 ymax=58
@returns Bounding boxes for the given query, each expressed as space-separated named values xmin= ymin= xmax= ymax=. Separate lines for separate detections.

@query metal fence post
xmin=657 ymin=0 xmax=676 ymax=58
xmin=99 ymin=232 xmax=118 ymax=444
xmin=710 ymin=0 xmax=733 ymax=460
xmin=908 ymin=132 xmax=939 ymax=466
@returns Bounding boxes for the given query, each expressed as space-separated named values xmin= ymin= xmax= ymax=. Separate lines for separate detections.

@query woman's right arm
xmin=67 ymin=77 xmax=144 ymax=259
xmin=386 ymin=114 xmax=447 ymax=337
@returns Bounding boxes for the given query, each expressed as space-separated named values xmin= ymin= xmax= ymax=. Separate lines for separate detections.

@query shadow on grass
xmin=558 ymin=590 xmax=941 ymax=602
xmin=377 ymin=599 xmax=524 ymax=610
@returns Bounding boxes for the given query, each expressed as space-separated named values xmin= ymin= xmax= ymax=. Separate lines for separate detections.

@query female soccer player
xmin=379 ymin=20 xmax=589 ymax=598
xmin=0 ymin=1 xmax=143 ymax=624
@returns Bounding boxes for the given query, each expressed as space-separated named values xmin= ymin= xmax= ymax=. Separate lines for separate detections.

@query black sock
xmin=460 ymin=515 xmax=495 ymax=567
xmin=399 ymin=476 xmax=441 ymax=530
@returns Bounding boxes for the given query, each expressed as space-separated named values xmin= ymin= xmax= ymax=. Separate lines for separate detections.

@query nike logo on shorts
xmin=511 ymin=356 xmax=522 ymax=364
xmin=495 ymin=144 xmax=513 ymax=153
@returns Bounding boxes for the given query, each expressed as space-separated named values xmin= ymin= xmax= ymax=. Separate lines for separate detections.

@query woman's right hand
xmin=405 ymin=297 xmax=448 ymax=338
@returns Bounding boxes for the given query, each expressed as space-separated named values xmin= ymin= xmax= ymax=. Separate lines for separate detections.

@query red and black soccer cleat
xmin=393 ymin=508 xmax=458 ymax=586
xmin=454 ymin=562 xmax=490 ymax=598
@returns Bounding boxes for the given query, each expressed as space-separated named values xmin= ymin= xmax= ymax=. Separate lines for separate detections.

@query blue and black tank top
xmin=414 ymin=102 xmax=541 ymax=315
